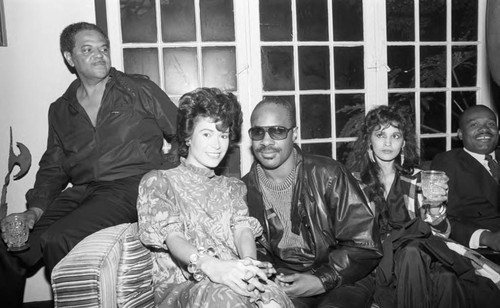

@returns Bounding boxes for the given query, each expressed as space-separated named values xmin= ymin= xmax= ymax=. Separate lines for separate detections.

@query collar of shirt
xmin=463 ymin=147 xmax=496 ymax=175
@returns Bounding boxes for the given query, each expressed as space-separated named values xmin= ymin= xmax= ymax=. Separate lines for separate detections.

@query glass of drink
xmin=421 ymin=170 xmax=448 ymax=215
xmin=3 ymin=213 xmax=30 ymax=252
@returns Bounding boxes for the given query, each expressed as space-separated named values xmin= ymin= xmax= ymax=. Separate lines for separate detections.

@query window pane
xmin=388 ymin=46 xmax=415 ymax=88
xmin=297 ymin=0 xmax=328 ymax=41
xmin=386 ymin=0 xmax=414 ymax=41
xmin=334 ymin=47 xmax=364 ymax=89
xmin=161 ymin=0 xmax=195 ymax=42
xmin=421 ymin=92 xmax=446 ymax=134
xmin=120 ymin=0 xmax=157 ymax=43
xmin=299 ymin=46 xmax=330 ymax=90
xmin=420 ymin=0 xmax=446 ymax=42
xmin=302 ymin=143 xmax=332 ymax=158
xmin=260 ymin=0 xmax=292 ymax=41
xmin=389 ymin=93 xmax=416 ymax=125
xmin=452 ymin=91 xmax=476 ymax=132
xmin=421 ymin=137 xmax=446 ymax=161
xmin=452 ymin=45 xmax=477 ymax=87
xmin=261 ymin=46 xmax=295 ymax=91
xmin=300 ymin=95 xmax=331 ymax=139
xmin=420 ymin=46 xmax=446 ymax=88
xmin=336 ymin=94 xmax=365 ymax=138
xmin=200 ymin=0 xmax=235 ymax=42
xmin=452 ymin=0 xmax=477 ymax=41
xmin=163 ymin=47 xmax=199 ymax=95
xmin=337 ymin=141 xmax=354 ymax=165
xmin=202 ymin=47 xmax=237 ymax=91
xmin=123 ymin=48 xmax=160 ymax=86
xmin=332 ymin=0 xmax=363 ymax=41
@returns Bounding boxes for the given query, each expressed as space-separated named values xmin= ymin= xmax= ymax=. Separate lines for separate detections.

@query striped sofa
xmin=51 ymin=223 xmax=155 ymax=308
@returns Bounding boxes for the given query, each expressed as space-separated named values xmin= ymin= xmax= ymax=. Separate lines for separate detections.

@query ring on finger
xmin=243 ymin=270 xmax=254 ymax=282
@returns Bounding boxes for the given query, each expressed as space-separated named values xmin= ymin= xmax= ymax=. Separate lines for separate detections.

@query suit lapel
xmin=458 ymin=149 xmax=499 ymax=208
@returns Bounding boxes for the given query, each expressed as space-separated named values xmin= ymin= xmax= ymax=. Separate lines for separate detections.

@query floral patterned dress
xmin=137 ymin=158 xmax=292 ymax=308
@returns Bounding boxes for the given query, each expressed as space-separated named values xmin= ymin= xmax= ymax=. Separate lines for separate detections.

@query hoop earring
xmin=368 ymin=147 xmax=375 ymax=163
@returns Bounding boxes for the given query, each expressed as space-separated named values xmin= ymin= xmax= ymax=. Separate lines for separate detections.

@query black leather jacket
xmin=26 ymin=68 xmax=178 ymax=211
xmin=243 ymin=146 xmax=382 ymax=291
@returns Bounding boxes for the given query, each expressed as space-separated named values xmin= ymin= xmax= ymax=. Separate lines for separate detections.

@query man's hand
xmin=0 ymin=208 xmax=41 ymax=239
xmin=275 ymin=272 xmax=326 ymax=298
xmin=480 ymin=230 xmax=500 ymax=251
xmin=0 ymin=210 xmax=38 ymax=246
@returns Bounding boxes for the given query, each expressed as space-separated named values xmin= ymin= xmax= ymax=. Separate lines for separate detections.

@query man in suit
xmin=431 ymin=105 xmax=500 ymax=251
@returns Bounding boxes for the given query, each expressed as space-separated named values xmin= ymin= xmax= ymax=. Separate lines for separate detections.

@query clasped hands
xmin=199 ymin=256 xmax=276 ymax=300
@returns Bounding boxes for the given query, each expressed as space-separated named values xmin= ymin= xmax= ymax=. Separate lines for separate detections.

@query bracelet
xmin=187 ymin=247 xmax=218 ymax=281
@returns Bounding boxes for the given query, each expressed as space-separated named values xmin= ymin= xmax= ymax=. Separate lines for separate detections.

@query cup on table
xmin=3 ymin=213 xmax=30 ymax=252
xmin=421 ymin=170 xmax=448 ymax=215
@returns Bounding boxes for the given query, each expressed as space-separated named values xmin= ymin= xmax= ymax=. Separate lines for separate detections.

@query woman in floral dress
xmin=137 ymin=87 xmax=292 ymax=308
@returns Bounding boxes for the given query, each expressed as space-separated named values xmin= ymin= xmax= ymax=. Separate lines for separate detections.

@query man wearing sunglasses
xmin=243 ymin=98 xmax=382 ymax=308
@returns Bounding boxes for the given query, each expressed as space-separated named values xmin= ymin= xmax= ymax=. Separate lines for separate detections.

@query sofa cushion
xmin=52 ymin=223 xmax=153 ymax=308
xmin=117 ymin=230 xmax=154 ymax=308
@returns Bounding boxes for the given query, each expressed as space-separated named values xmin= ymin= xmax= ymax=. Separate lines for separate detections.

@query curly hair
xmin=346 ymin=105 xmax=419 ymax=229
xmin=176 ymin=88 xmax=242 ymax=158
xmin=60 ymin=22 xmax=109 ymax=55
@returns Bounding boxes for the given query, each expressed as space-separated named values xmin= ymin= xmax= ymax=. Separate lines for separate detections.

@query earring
xmin=368 ymin=147 xmax=375 ymax=163
xmin=400 ymin=147 xmax=405 ymax=166
xmin=186 ymin=140 xmax=191 ymax=146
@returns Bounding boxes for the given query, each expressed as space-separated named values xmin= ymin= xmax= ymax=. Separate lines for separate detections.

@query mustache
xmin=256 ymin=145 xmax=281 ymax=153
xmin=474 ymin=132 xmax=493 ymax=138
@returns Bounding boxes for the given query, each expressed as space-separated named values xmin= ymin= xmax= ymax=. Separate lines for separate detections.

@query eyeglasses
xmin=248 ymin=126 xmax=294 ymax=141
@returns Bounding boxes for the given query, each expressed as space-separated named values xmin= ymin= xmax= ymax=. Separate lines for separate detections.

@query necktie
xmin=485 ymin=154 xmax=499 ymax=183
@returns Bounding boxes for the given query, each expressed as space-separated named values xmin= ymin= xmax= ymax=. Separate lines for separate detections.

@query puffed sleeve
xmin=228 ymin=178 xmax=263 ymax=238
xmin=137 ymin=170 xmax=184 ymax=249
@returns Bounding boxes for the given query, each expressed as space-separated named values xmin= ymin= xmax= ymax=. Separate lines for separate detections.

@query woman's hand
xmin=242 ymin=256 xmax=277 ymax=277
xmin=421 ymin=203 xmax=447 ymax=226
xmin=418 ymin=173 xmax=449 ymax=225
xmin=200 ymin=257 xmax=270 ymax=297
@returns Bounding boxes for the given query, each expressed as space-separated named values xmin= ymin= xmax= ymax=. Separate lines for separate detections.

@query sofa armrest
xmin=51 ymin=223 xmax=154 ymax=308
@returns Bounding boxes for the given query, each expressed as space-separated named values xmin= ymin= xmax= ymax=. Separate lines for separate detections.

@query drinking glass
xmin=421 ymin=170 xmax=448 ymax=214
xmin=3 ymin=213 xmax=30 ymax=252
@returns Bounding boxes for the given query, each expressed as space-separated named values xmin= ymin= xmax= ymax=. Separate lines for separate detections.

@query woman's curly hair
xmin=176 ymin=87 xmax=242 ymax=158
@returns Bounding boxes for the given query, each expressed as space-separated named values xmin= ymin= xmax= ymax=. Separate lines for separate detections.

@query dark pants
xmin=387 ymin=240 xmax=466 ymax=308
xmin=290 ymin=274 xmax=375 ymax=308
xmin=0 ymin=174 xmax=143 ymax=308
xmin=375 ymin=219 xmax=500 ymax=308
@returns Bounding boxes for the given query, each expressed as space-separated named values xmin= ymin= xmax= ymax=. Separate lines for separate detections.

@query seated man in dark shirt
xmin=0 ymin=22 xmax=178 ymax=308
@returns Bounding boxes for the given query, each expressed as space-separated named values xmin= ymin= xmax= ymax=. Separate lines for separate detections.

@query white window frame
xmin=105 ymin=0 xmax=492 ymax=175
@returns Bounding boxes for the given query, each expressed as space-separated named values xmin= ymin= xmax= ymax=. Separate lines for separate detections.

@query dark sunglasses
xmin=248 ymin=126 xmax=294 ymax=141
